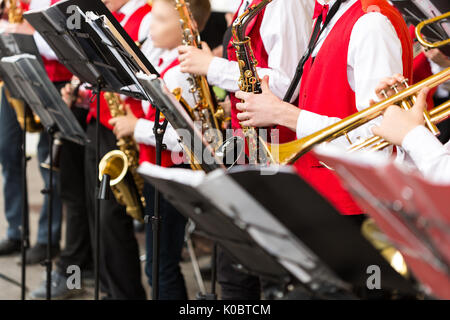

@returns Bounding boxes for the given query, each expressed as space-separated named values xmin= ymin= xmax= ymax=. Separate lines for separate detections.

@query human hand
xmin=371 ymin=87 xmax=429 ymax=146
xmin=109 ymin=104 xmax=138 ymax=139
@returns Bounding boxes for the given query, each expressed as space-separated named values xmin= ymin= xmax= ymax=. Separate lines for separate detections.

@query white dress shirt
xmin=296 ymin=0 xmax=404 ymax=150
xmin=29 ymin=0 xmax=59 ymax=60
xmin=206 ymin=0 xmax=314 ymax=102
xmin=402 ymin=125 xmax=450 ymax=184
xmin=134 ymin=47 xmax=184 ymax=152
xmin=30 ymin=0 xmax=151 ymax=60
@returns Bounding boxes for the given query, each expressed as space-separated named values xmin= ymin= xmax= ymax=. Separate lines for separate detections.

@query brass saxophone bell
xmin=99 ymin=150 xmax=145 ymax=222
xmin=361 ymin=219 xmax=409 ymax=278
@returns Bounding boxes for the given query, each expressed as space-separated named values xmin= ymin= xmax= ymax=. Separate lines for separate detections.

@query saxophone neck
xmin=175 ymin=0 xmax=201 ymax=48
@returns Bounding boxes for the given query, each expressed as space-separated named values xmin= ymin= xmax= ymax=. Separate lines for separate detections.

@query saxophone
xmin=2 ymin=0 xmax=42 ymax=132
xmin=232 ymin=0 xmax=275 ymax=165
xmin=98 ymin=92 xmax=146 ymax=222
xmin=174 ymin=0 xmax=225 ymax=152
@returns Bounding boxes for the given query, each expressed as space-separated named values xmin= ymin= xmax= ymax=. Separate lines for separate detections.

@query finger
xmin=236 ymin=112 xmax=250 ymax=121
xmin=235 ymin=102 xmax=247 ymax=112
xmin=413 ymin=87 xmax=429 ymax=115
xmin=235 ymin=90 xmax=251 ymax=101
xmin=109 ymin=118 xmax=118 ymax=126
xmin=177 ymin=45 xmax=189 ymax=54
xmin=369 ymin=99 xmax=377 ymax=106
xmin=261 ymin=75 xmax=270 ymax=93
xmin=239 ymin=120 xmax=252 ymax=127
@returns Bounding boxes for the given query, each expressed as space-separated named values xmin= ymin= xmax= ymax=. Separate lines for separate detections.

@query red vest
xmin=226 ymin=0 xmax=296 ymax=144
xmin=86 ymin=3 xmax=152 ymax=128
xmin=139 ymin=59 xmax=185 ymax=167
xmin=294 ymin=0 xmax=413 ymax=215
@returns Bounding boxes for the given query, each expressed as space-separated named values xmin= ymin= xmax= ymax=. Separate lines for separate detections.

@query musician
xmin=0 ymin=0 xmax=66 ymax=264
xmin=61 ymin=0 xmax=152 ymax=300
xmin=109 ymin=0 xmax=212 ymax=300
xmin=177 ymin=0 xmax=315 ymax=300
xmin=371 ymin=79 xmax=450 ymax=184
xmin=235 ymin=0 xmax=413 ymax=215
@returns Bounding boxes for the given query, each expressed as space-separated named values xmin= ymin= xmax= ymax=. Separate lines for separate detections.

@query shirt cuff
xmin=402 ymin=125 xmax=447 ymax=165
xmin=206 ymin=57 xmax=234 ymax=88
xmin=296 ymin=110 xmax=323 ymax=139
xmin=134 ymin=119 xmax=155 ymax=145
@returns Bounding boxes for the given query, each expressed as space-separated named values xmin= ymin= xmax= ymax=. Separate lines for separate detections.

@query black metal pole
xmin=211 ymin=243 xmax=217 ymax=297
xmin=45 ymin=128 xmax=55 ymax=300
xmin=20 ymin=106 xmax=30 ymax=300
xmin=151 ymin=110 xmax=167 ymax=300
xmin=94 ymin=82 xmax=101 ymax=300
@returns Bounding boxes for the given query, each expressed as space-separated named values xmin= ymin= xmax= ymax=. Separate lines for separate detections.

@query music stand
xmin=137 ymin=163 xmax=418 ymax=299
xmin=0 ymin=53 xmax=88 ymax=300
xmin=314 ymin=145 xmax=450 ymax=299
xmin=24 ymin=0 xmax=161 ymax=298
xmin=0 ymin=33 xmax=44 ymax=300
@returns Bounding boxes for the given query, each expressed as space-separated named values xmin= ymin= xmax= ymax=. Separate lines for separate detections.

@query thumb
xmin=261 ymin=75 xmax=270 ymax=93
xmin=125 ymin=104 xmax=133 ymax=115
xmin=371 ymin=125 xmax=381 ymax=137
xmin=412 ymin=87 xmax=429 ymax=116
xmin=201 ymin=41 xmax=211 ymax=53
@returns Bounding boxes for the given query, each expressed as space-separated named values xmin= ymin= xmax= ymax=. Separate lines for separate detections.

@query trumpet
xmin=415 ymin=12 xmax=450 ymax=50
xmin=269 ymin=68 xmax=450 ymax=165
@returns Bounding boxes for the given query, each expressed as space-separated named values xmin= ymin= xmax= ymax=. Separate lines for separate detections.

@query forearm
xmin=134 ymin=119 xmax=183 ymax=152
xmin=402 ymin=125 xmax=450 ymax=184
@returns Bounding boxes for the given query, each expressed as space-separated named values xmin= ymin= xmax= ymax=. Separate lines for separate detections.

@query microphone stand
xmin=149 ymin=106 xmax=168 ymax=300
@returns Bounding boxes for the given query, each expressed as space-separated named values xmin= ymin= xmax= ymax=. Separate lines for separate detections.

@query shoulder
xmin=267 ymin=0 xmax=314 ymax=14
xmin=354 ymin=11 xmax=397 ymax=34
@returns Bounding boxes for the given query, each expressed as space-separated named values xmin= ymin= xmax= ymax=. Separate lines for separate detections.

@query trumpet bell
xmin=99 ymin=150 xmax=145 ymax=222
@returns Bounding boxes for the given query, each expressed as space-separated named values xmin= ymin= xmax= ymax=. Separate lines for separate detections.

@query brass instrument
xmin=415 ymin=12 xmax=450 ymax=50
xmin=362 ymin=219 xmax=409 ymax=278
xmin=2 ymin=0 xmax=42 ymax=132
xmin=7 ymin=0 xmax=23 ymax=23
xmin=232 ymin=0 xmax=275 ymax=165
xmin=269 ymin=68 xmax=450 ymax=165
xmin=98 ymin=92 xmax=146 ymax=222
xmin=174 ymin=0 xmax=225 ymax=152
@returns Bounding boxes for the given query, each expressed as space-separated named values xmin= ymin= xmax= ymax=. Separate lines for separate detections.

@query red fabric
xmin=139 ymin=59 xmax=184 ymax=167
xmin=226 ymin=0 xmax=296 ymax=145
xmin=409 ymin=25 xmax=436 ymax=108
xmin=294 ymin=0 xmax=413 ymax=215
xmin=19 ymin=1 xmax=30 ymax=12
xmin=87 ymin=3 xmax=152 ymax=128
xmin=313 ymin=1 xmax=329 ymax=21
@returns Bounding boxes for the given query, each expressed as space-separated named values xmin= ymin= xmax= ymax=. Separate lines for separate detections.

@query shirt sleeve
xmin=134 ymin=119 xmax=183 ymax=152
xmin=402 ymin=125 xmax=450 ymax=184
xmin=33 ymin=32 xmax=59 ymax=60
xmin=296 ymin=12 xmax=403 ymax=150
xmin=207 ymin=0 xmax=314 ymax=101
